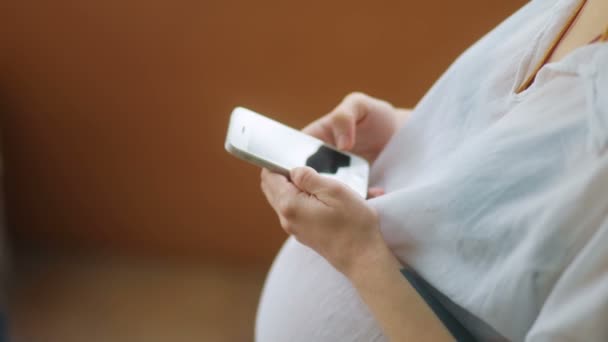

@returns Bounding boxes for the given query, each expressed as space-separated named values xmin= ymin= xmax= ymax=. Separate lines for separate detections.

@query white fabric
xmin=256 ymin=0 xmax=608 ymax=341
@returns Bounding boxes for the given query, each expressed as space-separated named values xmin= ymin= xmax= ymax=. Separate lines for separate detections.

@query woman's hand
xmin=303 ymin=92 xmax=409 ymax=164
xmin=260 ymin=166 xmax=387 ymax=276
xmin=261 ymin=166 xmax=453 ymax=341
xmin=259 ymin=92 xmax=410 ymax=269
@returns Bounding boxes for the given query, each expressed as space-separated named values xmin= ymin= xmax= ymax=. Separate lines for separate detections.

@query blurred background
xmin=0 ymin=0 xmax=525 ymax=341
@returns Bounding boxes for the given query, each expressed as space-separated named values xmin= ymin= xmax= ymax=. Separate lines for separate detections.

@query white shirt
xmin=256 ymin=0 xmax=608 ymax=340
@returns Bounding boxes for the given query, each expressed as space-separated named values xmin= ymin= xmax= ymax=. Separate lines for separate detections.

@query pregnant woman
xmin=257 ymin=0 xmax=608 ymax=340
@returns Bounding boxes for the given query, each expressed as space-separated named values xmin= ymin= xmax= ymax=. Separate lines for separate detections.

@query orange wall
xmin=0 ymin=1 xmax=526 ymax=263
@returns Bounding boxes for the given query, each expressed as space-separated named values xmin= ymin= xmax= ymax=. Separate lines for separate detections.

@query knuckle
xmin=280 ymin=220 xmax=296 ymax=235
xmin=331 ymin=111 xmax=351 ymax=123
xmin=329 ymin=112 xmax=353 ymax=134
xmin=295 ymin=169 xmax=312 ymax=188
xmin=278 ymin=198 xmax=297 ymax=218
xmin=284 ymin=224 xmax=295 ymax=235
xmin=344 ymin=91 xmax=367 ymax=103
xmin=337 ymin=92 xmax=369 ymax=122
xmin=326 ymin=183 xmax=344 ymax=197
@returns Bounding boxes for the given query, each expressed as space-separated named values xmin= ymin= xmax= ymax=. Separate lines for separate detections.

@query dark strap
xmin=0 ymin=313 xmax=6 ymax=342
xmin=401 ymin=268 xmax=477 ymax=342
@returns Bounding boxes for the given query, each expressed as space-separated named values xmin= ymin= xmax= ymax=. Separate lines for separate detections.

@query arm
xmin=260 ymin=167 xmax=453 ymax=341
xmin=261 ymin=94 xmax=447 ymax=340
xmin=346 ymin=239 xmax=453 ymax=341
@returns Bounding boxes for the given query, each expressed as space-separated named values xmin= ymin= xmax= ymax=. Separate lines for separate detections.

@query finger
xmin=302 ymin=118 xmax=335 ymax=145
xmin=261 ymin=168 xmax=297 ymax=211
xmin=330 ymin=93 xmax=370 ymax=150
xmin=367 ymin=187 xmax=385 ymax=199
xmin=290 ymin=167 xmax=344 ymax=199
xmin=262 ymin=171 xmax=314 ymax=238
xmin=330 ymin=112 xmax=356 ymax=151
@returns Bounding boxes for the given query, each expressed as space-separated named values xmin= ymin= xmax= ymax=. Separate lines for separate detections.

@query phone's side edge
xmin=225 ymin=141 xmax=291 ymax=178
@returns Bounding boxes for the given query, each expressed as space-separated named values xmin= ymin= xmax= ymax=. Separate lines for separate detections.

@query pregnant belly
xmin=255 ymin=237 xmax=386 ymax=342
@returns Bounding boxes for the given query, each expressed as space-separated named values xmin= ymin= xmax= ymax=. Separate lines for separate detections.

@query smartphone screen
xmin=248 ymin=125 xmax=351 ymax=172
xmin=226 ymin=107 xmax=369 ymax=197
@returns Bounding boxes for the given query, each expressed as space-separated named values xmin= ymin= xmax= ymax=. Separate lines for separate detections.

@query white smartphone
xmin=225 ymin=107 xmax=370 ymax=198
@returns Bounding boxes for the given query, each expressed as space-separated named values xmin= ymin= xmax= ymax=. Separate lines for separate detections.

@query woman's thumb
xmin=290 ymin=167 xmax=329 ymax=194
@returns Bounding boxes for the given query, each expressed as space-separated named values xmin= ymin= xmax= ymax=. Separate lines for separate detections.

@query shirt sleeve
xmin=525 ymin=217 xmax=608 ymax=341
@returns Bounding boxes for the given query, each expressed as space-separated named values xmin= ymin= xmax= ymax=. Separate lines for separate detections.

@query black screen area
xmin=305 ymin=145 xmax=351 ymax=174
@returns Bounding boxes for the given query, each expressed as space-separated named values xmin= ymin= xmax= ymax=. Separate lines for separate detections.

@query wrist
xmin=344 ymin=232 xmax=401 ymax=286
